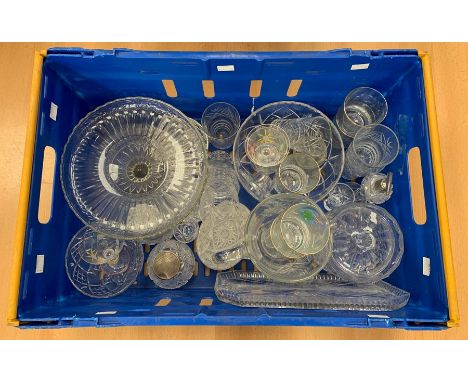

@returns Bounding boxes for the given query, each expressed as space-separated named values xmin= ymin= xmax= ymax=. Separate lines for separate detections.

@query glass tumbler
xmin=202 ymin=102 xmax=241 ymax=149
xmin=270 ymin=202 xmax=330 ymax=259
xmin=342 ymin=124 xmax=399 ymax=180
xmin=334 ymin=87 xmax=388 ymax=143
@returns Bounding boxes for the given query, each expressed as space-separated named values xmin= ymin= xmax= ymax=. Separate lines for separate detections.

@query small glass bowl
xmin=65 ymin=227 xmax=144 ymax=298
xmin=147 ymin=240 xmax=195 ymax=289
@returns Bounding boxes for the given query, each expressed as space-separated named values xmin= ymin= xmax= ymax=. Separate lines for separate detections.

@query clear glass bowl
xmin=327 ymin=203 xmax=404 ymax=283
xmin=215 ymin=271 xmax=410 ymax=311
xmin=245 ymin=193 xmax=332 ymax=283
xmin=65 ymin=226 xmax=144 ymax=298
xmin=61 ymin=97 xmax=208 ymax=240
xmin=147 ymin=239 xmax=195 ymax=289
xmin=233 ymin=102 xmax=344 ymax=202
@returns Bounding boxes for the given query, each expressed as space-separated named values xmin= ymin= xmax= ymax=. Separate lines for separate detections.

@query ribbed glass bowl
xmin=61 ymin=97 xmax=208 ymax=240
xmin=233 ymin=101 xmax=344 ymax=202
xmin=327 ymin=203 xmax=404 ymax=283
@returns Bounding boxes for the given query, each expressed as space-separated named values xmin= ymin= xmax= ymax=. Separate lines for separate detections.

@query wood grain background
xmin=0 ymin=42 xmax=466 ymax=339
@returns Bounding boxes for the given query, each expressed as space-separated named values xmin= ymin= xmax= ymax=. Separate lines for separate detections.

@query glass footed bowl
xmin=61 ymin=97 xmax=208 ymax=240
xmin=245 ymin=193 xmax=332 ymax=283
xmin=233 ymin=101 xmax=344 ymax=202
xmin=327 ymin=203 xmax=404 ymax=283
xmin=65 ymin=226 xmax=144 ymax=298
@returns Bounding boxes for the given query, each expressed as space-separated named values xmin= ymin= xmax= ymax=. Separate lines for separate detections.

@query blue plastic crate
xmin=9 ymin=48 xmax=458 ymax=329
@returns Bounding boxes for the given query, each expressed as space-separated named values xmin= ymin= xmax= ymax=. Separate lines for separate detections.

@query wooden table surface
xmin=0 ymin=42 xmax=466 ymax=339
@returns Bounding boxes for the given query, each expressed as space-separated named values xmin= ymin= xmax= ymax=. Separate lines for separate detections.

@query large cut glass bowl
xmin=61 ymin=97 xmax=208 ymax=240
xmin=233 ymin=101 xmax=344 ymax=202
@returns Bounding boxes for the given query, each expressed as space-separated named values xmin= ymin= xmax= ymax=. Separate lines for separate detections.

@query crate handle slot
xmin=202 ymin=80 xmax=215 ymax=98
xmin=250 ymin=80 xmax=262 ymax=98
xmin=408 ymin=147 xmax=427 ymax=225
xmin=162 ymin=80 xmax=178 ymax=98
xmin=38 ymin=146 xmax=56 ymax=224
xmin=199 ymin=298 xmax=213 ymax=306
xmin=155 ymin=298 xmax=171 ymax=307
xmin=287 ymin=79 xmax=302 ymax=97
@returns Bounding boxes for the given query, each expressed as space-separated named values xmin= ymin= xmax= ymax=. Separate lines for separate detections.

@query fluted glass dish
xmin=233 ymin=102 xmax=344 ymax=202
xmin=61 ymin=97 xmax=208 ymax=240
xmin=65 ymin=226 xmax=144 ymax=298
xmin=327 ymin=203 xmax=404 ymax=283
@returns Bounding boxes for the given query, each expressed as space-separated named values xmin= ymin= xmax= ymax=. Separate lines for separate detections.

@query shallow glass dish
xmin=65 ymin=226 xmax=144 ymax=298
xmin=61 ymin=97 xmax=208 ymax=240
xmin=233 ymin=102 xmax=344 ymax=202
xmin=327 ymin=203 xmax=404 ymax=283
xmin=215 ymin=271 xmax=410 ymax=311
